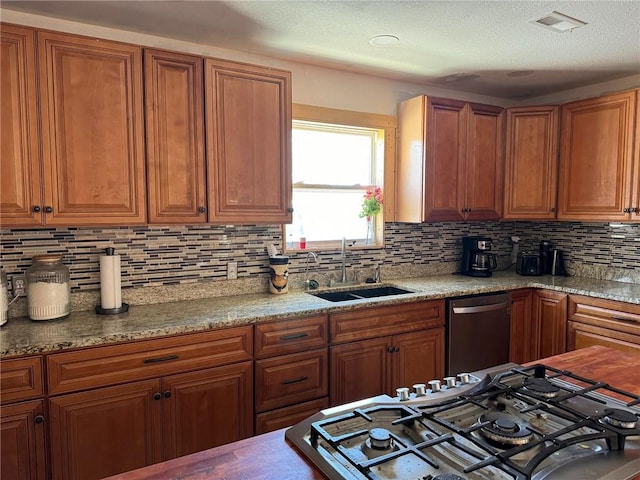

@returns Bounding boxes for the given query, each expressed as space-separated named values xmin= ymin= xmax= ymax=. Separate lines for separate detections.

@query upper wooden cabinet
xmin=397 ymin=96 xmax=504 ymax=222
xmin=558 ymin=89 xmax=638 ymax=221
xmin=205 ymin=58 xmax=292 ymax=224
xmin=633 ymin=91 xmax=640 ymax=221
xmin=503 ymin=106 xmax=559 ymax=220
xmin=0 ymin=25 xmax=42 ymax=227
xmin=144 ymin=49 xmax=207 ymax=224
xmin=37 ymin=31 xmax=146 ymax=225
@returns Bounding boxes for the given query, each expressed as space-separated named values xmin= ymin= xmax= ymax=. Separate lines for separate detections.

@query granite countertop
xmin=2 ymin=271 xmax=639 ymax=358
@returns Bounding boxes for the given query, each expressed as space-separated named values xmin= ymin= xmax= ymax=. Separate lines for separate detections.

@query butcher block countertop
xmin=105 ymin=346 xmax=640 ymax=480
xmin=2 ymin=271 xmax=639 ymax=357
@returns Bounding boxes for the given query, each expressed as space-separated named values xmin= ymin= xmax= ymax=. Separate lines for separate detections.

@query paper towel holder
xmin=96 ymin=247 xmax=129 ymax=315
xmin=95 ymin=303 xmax=129 ymax=315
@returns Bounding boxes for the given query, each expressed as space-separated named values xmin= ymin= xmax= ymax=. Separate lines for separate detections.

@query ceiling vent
xmin=531 ymin=11 xmax=588 ymax=33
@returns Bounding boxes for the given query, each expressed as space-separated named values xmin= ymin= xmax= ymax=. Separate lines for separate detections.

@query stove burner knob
xmin=428 ymin=380 xmax=441 ymax=392
xmin=396 ymin=387 xmax=410 ymax=401
xmin=457 ymin=373 xmax=470 ymax=384
xmin=413 ymin=383 xmax=427 ymax=396
xmin=444 ymin=376 xmax=457 ymax=388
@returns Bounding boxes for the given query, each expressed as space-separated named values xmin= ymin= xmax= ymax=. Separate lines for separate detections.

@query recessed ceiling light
xmin=369 ymin=35 xmax=399 ymax=47
xmin=531 ymin=11 xmax=588 ymax=33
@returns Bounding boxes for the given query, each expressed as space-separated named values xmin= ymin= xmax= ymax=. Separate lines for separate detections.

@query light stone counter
xmin=2 ymin=271 xmax=638 ymax=358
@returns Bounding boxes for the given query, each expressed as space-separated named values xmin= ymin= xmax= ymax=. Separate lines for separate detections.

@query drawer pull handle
xmin=280 ymin=333 xmax=309 ymax=341
xmin=281 ymin=376 xmax=308 ymax=385
xmin=611 ymin=316 xmax=637 ymax=324
xmin=143 ymin=354 xmax=179 ymax=364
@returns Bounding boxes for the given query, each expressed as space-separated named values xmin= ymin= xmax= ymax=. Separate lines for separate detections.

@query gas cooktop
xmin=285 ymin=363 xmax=640 ymax=480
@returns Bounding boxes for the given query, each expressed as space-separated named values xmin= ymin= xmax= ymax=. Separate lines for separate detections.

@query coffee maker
xmin=461 ymin=236 xmax=497 ymax=277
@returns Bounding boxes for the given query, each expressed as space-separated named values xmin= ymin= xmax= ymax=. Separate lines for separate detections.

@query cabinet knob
xmin=164 ymin=391 xmax=172 ymax=398
xmin=623 ymin=207 xmax=630 ymax=213
xmin=286 ymin=207 xmax=294 ymax=213
xmin=198 ymin=206 xmax=206 ymax=213
xmin=44 ymin=206 xmax=53 ymax=213
xmin=153 ymin=392 xmax=162 ymax=400
xmin=32 ymin=206 xmax=41 ymax=213
xmin=34 ymin=415 xmax=44 ymax=424
xmin=387 ymin=346 xmax=395 ymax=353
xmin=550 ymin=207 xmax=556 ymax=212
xmin=631 ymin=207 xmax=638 ymax=213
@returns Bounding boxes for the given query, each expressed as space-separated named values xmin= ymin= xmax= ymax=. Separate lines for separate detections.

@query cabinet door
xmin=49 ymin=380 xmax=162 ymax=480
xmin=162 ymin=361 xmax=253 ymax=460
xmin=558 ymin=90 xmax=636 ymax=221
xmin=1 ymin=400 xmax=47 ymax=480
xmin=0 ymin=24 xmax=42 ymax=226
xmin=392 ymin=329 xmax=444 ymax=392
xmin=533 ymin=290 xmax=568 ymax=360
xmin=632 ymin=89 xmax=640 ymax=221
xmin=424 ymin=97 xmax=466 ymax=221
xmin=464 ymin=103 xmax=504 ymax=220
xmin=144 ymin=49 xmax=207 ymax=223
xmin=38 ymin=31 xmax=146 ymax=225
xmin=330 ymin=337 xmax=392 ymax=405
xmin=509 ymin=289 xmax=535 ymax=364
xmin=205 ymin=58 xmax=292 ymax=224
xmin=503 ymin=106 xmax=559 ymax=220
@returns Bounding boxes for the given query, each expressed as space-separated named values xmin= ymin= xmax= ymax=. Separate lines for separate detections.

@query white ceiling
xmin=2 ymin=0 xmax=640 ymax=99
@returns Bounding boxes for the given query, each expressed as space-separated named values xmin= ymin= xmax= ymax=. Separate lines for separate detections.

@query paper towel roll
xmin=100 ymin=253 xmax=122 ymax=310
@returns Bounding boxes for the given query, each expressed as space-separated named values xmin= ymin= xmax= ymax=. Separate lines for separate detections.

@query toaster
xmin=516 ymin=252 xmax=541 ymax=276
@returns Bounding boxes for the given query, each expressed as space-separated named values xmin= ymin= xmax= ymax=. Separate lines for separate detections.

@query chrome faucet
xmin=340 ymin=237 xmax=356 ymax=284
xmin=304 ymin=252 xmax=319 ymax=290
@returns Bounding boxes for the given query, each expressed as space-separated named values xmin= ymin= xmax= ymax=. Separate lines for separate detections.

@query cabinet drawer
xmin=255 ymin=315 xmax=327 ymax=358
xmin=330 ymin=300 xmax=444 ymax=344
xmin=255 ymin=397 xmax=329 ymax=435
xmin=568 ymin=321 xmax=640 ymax=355
xmin=47 ymin=326 xmax=252 ymax=395
xmin=569 ymin=296 xmax=640 ymax=336
xmin=255 ymin=349 xmax=328 ymax=413
xmin=0 ymin=356 xmax=44 ymax=404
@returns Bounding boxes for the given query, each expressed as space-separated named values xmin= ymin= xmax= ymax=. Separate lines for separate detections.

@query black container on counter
xmin=540 ymin=240 xmax=553 ymax=274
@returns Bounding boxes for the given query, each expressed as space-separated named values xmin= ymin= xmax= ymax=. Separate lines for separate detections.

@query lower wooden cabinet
xmin=330 ymin=328 xmax=444 ymax=405
xmin=567 ymin=295 xmax=640 ymax=354
xmin=0 ymin=400 xmax=47 ymax=480
xmin=509 ymin=289 xmax=535 ymax=364
xmin=49 ymin=379 xmax=162 ymax=480
xmin=255 ymin=397 xmax=329 ymax=435
xmin=162 ymin=363 xmax=253 ymax=459
xmin=533 ymin=290 xmax=568 ymax=360
xmin=49 ymin=362 xmax=253 ymax=480
xmin=253 ymin=315 xmax=329 ymax=434
xmin=0 ymin=355 xmax=46 ymax=480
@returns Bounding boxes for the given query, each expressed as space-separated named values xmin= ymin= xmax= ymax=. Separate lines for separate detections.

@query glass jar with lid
xmin=26 ymin=254 xmax=70 ymax=321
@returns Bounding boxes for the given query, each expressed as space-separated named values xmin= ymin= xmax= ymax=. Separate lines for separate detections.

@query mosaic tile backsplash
xmin=2 ymin=222 xmax=638 ymax=299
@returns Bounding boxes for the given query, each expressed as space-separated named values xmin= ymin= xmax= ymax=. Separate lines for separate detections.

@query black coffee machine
xmin=461 ymin=236 xmax=497 ymax=277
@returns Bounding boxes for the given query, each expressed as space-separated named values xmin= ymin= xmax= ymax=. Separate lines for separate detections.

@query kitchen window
xmin=284 ymin=105 xmax=395 ymax=252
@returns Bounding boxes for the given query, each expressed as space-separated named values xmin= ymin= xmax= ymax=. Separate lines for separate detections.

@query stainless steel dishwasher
xmin=446 ymin=292 xmax=511 ymax=375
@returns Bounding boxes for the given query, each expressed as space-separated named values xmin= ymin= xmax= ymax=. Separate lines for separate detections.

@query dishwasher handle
xmin=452 ymin=301 xmax=511 ymax=315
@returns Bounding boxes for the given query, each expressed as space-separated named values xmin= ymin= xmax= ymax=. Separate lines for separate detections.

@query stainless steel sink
xmin=311 ymin=286 xmax=413 ymax=302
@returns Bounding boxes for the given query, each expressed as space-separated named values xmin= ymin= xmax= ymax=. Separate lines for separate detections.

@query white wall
xmin=2 ymin=8 xmax=638 ymax=114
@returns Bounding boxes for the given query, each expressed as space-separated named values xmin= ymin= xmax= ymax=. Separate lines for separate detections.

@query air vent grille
xmin=531 ymin=11 xmax=587 ymax=33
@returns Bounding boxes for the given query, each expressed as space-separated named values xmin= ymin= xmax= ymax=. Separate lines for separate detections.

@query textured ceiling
xmin=3 ymin=0 xmax=640 ymax=99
